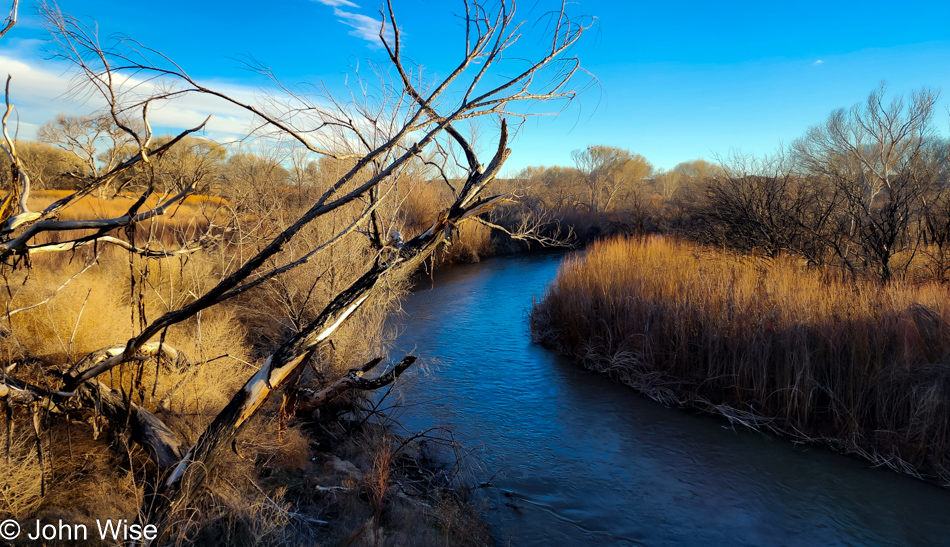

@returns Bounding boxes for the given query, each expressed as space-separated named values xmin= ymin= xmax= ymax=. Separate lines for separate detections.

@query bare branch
xmin=0 ymin=0 xmax=17 ymax=41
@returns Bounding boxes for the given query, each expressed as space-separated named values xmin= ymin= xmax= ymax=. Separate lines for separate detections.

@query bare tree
xmin=1 ymin=0 xmax=591 ymax=541
xmin=515 ymin=165 xmax=585 ymax=213
xmin=794 ymin=84 xmax=940 ymax=281
xmin=572 ymin=144 xmax=652 ymax=213
xmin=667 ymin=158 xmax=721 ymax=200
xmin=0 ymin=140 xmax=86 ymax=190
xmin=692 ymin=152 xmax=832 ymax=261
xmin=0 ymin=0 xmax=15 ymax=41
xmin=37 ymin=112 xmax=136 ymax=183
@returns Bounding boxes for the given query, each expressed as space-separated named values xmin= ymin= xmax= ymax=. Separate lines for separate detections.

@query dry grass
xmin=398 ymin=182 xmax=446 ymax=237
xmin=316 ymin=426 xmax=494 ymax=547
xmin=0 ymin=246 xmax=260 ymax=540
xmin=27 ymin=190 xmax=231 ymax=220
xmin=0 ymin=186 xmax=490 ymax=544
xmin=395 ymin=181 xmax=496 ymax=264
xmin=21 ymin=191 xmax=234 ymax=249
xmin=0 ymin=432 xmax=45 ymax=518
xmin=435 ymin=222 xmax=494 ymax=264
xmin=532 ymin=236 xmax=950 ymax=483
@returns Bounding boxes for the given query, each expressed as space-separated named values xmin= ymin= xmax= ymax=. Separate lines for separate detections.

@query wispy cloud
xmin=310 ymin=0 xmax=393 ymax=49
xmin=335 ymin=9 xmax=391 ymax=48
xmin=813 ymin=59 xmax=824 ymax=65
xmin=313 ymin=0 xmax=360 ymax=7
xmin=0 ymin=50 xmax=260 ymax=143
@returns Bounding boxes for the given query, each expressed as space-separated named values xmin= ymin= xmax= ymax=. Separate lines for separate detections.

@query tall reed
xmin=531 ymin=236 xmax=950 ymax=483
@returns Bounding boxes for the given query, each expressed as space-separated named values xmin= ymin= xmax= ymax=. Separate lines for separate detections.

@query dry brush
xmin=0 ymin=0 xmax=592 ymax=543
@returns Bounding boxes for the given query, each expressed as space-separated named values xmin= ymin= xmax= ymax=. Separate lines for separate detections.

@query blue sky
xmin=2 ymin=0 xmax=950 ymax=175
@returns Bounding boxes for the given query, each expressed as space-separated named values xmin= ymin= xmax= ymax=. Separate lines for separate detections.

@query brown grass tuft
xmin=0 ymin=432 xmax=45 ymax=518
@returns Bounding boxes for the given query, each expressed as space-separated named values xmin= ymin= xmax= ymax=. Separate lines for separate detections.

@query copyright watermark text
xmin=0 ymin=518 xmax=157 ymax=542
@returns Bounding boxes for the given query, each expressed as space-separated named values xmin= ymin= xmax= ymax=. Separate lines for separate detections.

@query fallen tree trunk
xmin=295 ymin=355 xmax=416 ymax=415
xmin=135 ymin=117 xmax=511 ymax=544
xmin=76 ymin=381 xmax=184 ymax=468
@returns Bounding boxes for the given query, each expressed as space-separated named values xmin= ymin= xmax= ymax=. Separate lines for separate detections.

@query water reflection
xmin=389 ymin=252 xmax=950 ymax=546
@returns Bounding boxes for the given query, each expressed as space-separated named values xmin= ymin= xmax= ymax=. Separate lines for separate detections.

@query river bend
xmin=388 ymin=252 xmax=950 ymax=546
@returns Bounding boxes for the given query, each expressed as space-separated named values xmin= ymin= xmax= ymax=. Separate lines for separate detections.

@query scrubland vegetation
xmin=3 ymin=0 xmax=949 ymax=540
xmin=0 ymin=0 xmax=594 ymax=543
xmin=2 ymin=174 xmax=495 ymax=545
xmin=512 ymin=87 xmax=950 ymax=287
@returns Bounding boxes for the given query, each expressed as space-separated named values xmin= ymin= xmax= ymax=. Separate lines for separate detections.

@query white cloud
xmin=0 ymin=53 xmax=84 ymax=133
xmin=308 ymin=0 xmax=393 ymax=49
xmin=334 ymin=8 xmax=391 ymax=48
xmin=0 ymin=48 xmax=383 ymax=158
xmin=312 ymin=0 xmax=360 ymax=7
xmin=813 ymin=59 xmax=823 ymax=65
xmin=0 ymin=51 xmax=269 ymax=142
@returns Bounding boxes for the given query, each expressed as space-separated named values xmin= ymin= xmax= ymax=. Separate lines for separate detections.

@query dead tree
xmin=1 ymin=0 xmax=591 ymax=542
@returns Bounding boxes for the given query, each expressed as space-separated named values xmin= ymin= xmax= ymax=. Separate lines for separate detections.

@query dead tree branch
xmin=0 ymin=0 xmax=17 ymax=41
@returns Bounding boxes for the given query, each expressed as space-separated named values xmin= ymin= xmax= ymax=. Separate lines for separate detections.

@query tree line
xmin=12 ymin=84 xmax=948 ymax=285
xmin=5 ymin=113 xmax=349 ymax=200
xmin=510 ymin=84 xmax=950 ymax=283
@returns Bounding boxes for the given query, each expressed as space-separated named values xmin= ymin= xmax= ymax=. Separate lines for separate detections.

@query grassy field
xmin=531 ymin=236 xmax=950 ymax=483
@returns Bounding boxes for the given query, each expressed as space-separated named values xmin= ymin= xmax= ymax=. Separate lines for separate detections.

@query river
xmin=388 ymin=252 xmax=950 ymax=546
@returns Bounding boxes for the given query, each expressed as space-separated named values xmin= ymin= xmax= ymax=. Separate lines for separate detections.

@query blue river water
xmin=388 ymin=251 xmax=950 ymax=546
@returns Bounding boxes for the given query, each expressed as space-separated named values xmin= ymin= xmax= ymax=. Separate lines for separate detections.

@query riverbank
xmin=530 ymin=236 xmax=950 ymax=484
xmin=429 ymin=201 xmax=636 ymax=265
xmin=0 ymin=191 xmax=495 ymax=546
xmin=391 ymin=250 xmax=950 ymax=545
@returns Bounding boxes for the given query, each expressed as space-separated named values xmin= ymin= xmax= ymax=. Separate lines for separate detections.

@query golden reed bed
xmin=532 ymin=236 xmax=950 ymax=484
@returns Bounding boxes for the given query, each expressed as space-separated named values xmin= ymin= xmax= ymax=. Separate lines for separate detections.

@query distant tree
xmin=654 ymin=159 xmax=724 ymax=201
xmin=673 ymin=158 xmax=721 ymax=180
xmin=288 ymin=150 xmax=321 ymax=190
xmin=219 ymin=151 xmax=291 ymax=215
xmin=149 ymin=135 xmax=227 ymax=194
xmin=652 ymin=168 xmax=679 ymax=200
xmin=37 ymin=112 xmax=136 ymax=190
xmin=0 ymin=141 xmax=85 ymax=190
xmin=571 ymin=144 xmax=652 ymax=213
xmin=516 ymin=165 xmax=584 ymax=212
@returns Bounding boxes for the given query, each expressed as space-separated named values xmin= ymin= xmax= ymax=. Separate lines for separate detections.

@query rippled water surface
xmin=388 ymin=252 xmax=950 ymax=546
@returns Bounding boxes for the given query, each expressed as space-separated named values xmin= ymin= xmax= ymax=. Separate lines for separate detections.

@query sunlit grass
xmin=0 ymin=193 xmax=412 ymax=539
xmin=27 ymin=190 xmax=231 ymax=222
xmin=532 ymin=236 xmax=950 ymax=483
